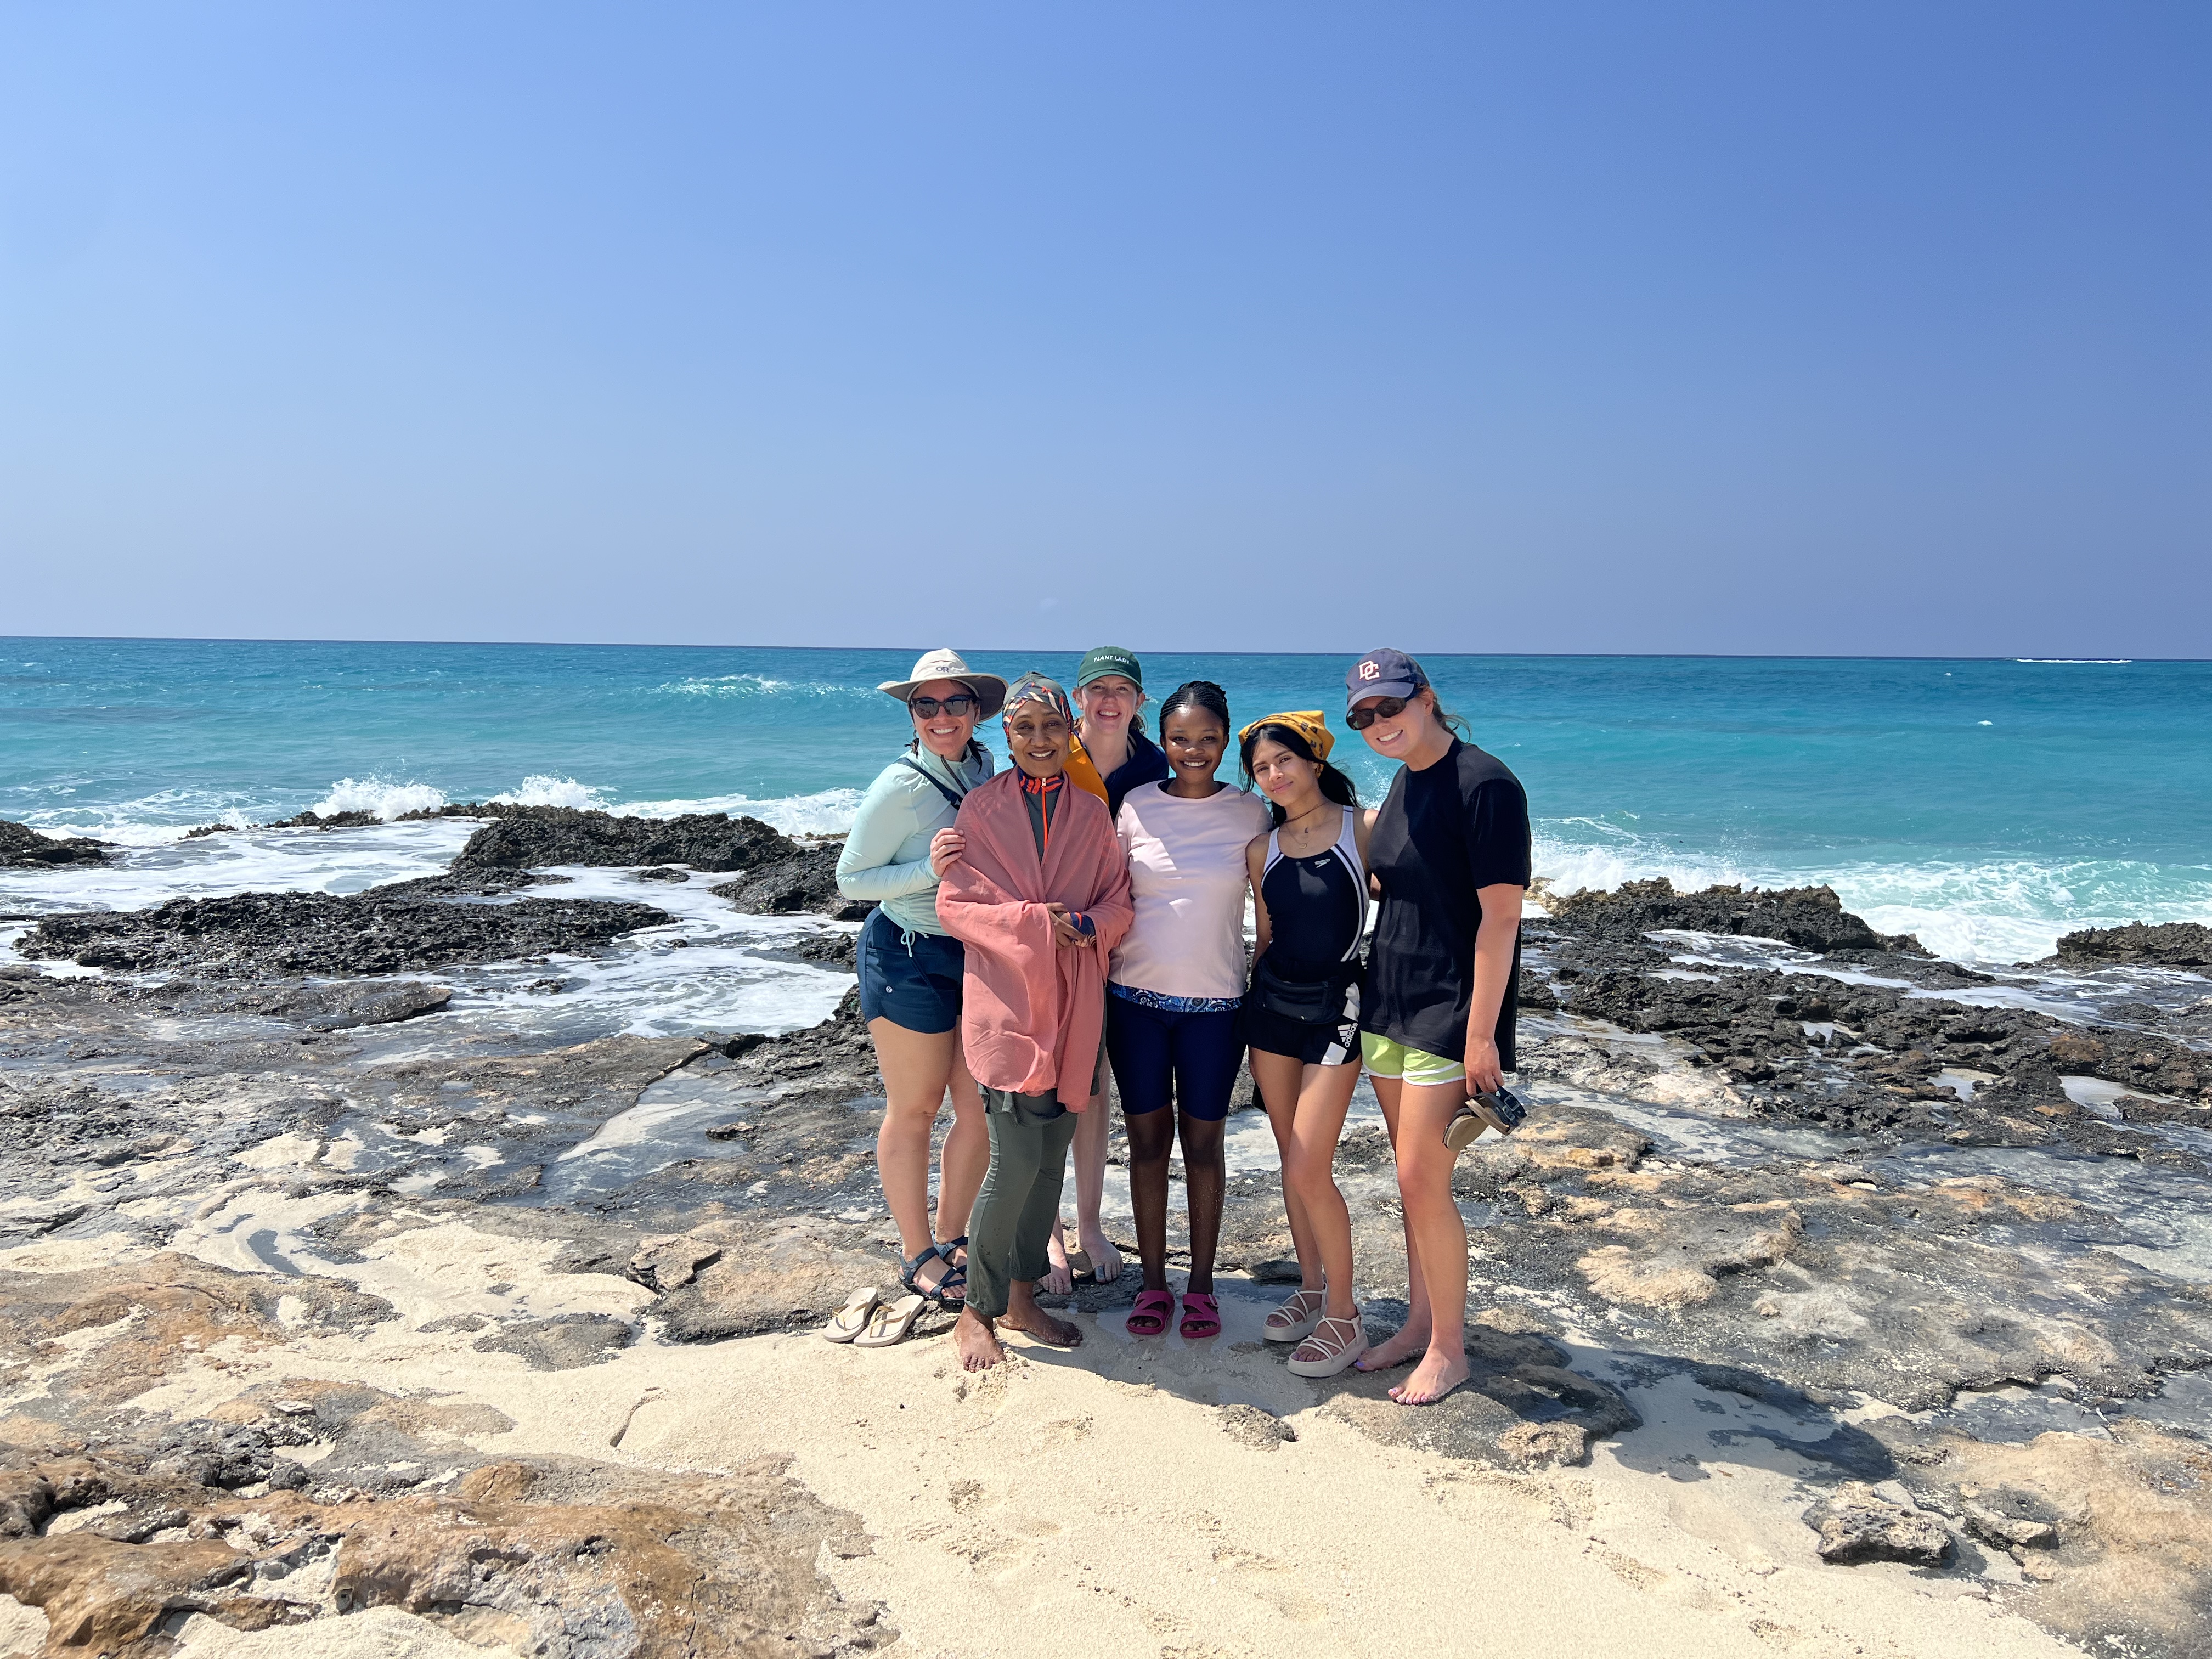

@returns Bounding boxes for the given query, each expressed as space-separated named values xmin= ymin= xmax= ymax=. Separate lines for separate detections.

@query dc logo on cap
xmin=1358 ymin=661 xmax=1381 ymax=680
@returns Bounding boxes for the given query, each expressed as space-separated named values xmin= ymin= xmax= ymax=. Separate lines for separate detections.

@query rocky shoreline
xmin=2 ymin=811 xmax=2210 ymax=1655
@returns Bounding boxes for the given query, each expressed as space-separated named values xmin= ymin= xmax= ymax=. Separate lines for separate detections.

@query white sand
xmin=122 ymin=1215 xmax=2076 ymax=1659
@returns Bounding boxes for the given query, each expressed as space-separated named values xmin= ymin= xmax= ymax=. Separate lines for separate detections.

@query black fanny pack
xmin=1249 ymin=958 xmax=1356 ymax=1025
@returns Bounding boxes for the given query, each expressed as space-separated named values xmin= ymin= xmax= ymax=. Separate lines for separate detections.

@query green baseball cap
xmin=1075 ymin=645 xmax=1143 ymax=690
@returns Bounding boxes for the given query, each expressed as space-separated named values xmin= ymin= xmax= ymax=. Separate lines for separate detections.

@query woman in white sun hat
xmin=834 ymin=649 xmax=1007 ymax=1335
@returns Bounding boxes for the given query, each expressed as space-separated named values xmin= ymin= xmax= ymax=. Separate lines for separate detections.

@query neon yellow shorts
xmin=1359 ymin=1032 xmax=1465 ymax=1087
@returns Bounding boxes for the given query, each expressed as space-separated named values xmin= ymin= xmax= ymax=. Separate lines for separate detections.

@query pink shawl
xmin=935 ymin=769 xmax=1132 ymax=1102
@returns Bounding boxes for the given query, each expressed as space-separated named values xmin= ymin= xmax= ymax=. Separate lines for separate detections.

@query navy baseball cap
xmin=1345 ymin=647 xmax=1429 ymax=712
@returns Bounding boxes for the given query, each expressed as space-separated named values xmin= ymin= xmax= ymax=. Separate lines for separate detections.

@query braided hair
xmin=1157 ymin=679 xmax=1232 ymax=736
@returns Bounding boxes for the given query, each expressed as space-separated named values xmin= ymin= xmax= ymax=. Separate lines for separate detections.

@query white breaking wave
xmin=1533 ymin=827 xmax=2212 ymax=968
xmin=611 ymin=787 xmax=866 ymax=837
xmin=1534 ymin=836 xmax=1757 ymax=902
xmin=489 ymin=775 xmax=611 ymax=810
xmin=311 ymin=777 xmax=449 ymax=820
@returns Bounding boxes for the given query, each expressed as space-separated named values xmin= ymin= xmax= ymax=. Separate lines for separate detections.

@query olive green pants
xmin=964 ymin=1089 xmax=1081 ymax=1321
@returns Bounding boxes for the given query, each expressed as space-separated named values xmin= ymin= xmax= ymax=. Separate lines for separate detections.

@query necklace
xmin=1281 ymin=799 xmax=1333 ymax=834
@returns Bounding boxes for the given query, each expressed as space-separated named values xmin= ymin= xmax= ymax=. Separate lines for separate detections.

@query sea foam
xmin=311 ymin=777 xmax=449 ymax=820
xmin=490 ymin=775 xmax=611 ymax=810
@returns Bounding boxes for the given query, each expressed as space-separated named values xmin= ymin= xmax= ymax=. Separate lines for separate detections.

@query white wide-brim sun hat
xmin=876 ymin=648 xmax=1008 ymax=719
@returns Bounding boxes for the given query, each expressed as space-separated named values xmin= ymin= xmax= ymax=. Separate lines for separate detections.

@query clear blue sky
xmin=3 ymin=3 xmax=2205 ymax=657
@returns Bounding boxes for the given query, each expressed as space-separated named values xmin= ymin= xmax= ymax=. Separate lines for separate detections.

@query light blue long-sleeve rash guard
xmin=834 ymin=745 xmax=994 ymax=936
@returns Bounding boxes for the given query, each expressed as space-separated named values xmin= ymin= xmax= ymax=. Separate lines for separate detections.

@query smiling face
xmin=908 ymin=679 xmax=980 ymax=760
xmin=1246 ymin=735 xmax=1322 ymax=814
xmin=1353 ymin=687 xmax=1437 ymax=761
xmin=1160 ymin=705 xmax=1228 ymax=789
xmin=1005 ymin=703 xmax=1072 ymax=778
xmin=1073 ymin=675 xmax=1143 ymax=738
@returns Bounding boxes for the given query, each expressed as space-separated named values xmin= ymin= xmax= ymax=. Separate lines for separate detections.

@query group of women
xmin=830 ymin=644 xmax=1531 ymax=1409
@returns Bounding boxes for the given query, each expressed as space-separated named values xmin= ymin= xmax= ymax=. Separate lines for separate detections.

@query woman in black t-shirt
xmin=1342 ymin=648 xmax=1531 ymax=1408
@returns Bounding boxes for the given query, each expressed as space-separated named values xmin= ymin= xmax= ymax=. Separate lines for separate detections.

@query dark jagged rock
xmin=2049 ymin=922 xmax=2212 ymax=972
xmin=1545 ymin=877 xmax=1922 ymax=955
xmin=16 ymin=891 xmax=668 ymax=979
xmin=777 ymin=930 xmax=860 ymax=968
xmin=450 ymin=807 xmax=799 ymax=875
xmin=1527 ymin=887 xmax=2212 ymax=1147
xmin=0 ymin=819 xmax=114 ymax=869
xmin=712 ymin=844 xmax=873 ymax=921
xmin=262 ymin=809 xmax=379 ymax=830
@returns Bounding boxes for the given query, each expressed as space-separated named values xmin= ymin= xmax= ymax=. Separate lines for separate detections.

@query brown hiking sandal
xmin=1444 ymin=1086 xmax=1527 ymax=1152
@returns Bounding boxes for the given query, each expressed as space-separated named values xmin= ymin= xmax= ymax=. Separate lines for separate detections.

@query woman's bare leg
xmin=937 ymin=1045 xmax=989 ymax=1246
xmin=1070 ymin=1093 xmax=1122 ymax=1279
xmin=1252 ymin=1049 xmax=1323 ymax=1293
xmin=869 ymin=1018 xmax=960 ymax=1297
xmin=1280 ymin=1062 xmax=1360 ymax=1321
xmin=1357 ymin=1071 xmax=1429 ymax=1369
xmin=1124 ymin=1105 xmax=1176 ymax=1294
xmin=1177 ymin=1110 xmax=1226 ymax=1297
xmin=1387 ymin=1080 xmax=1475 ymax=1404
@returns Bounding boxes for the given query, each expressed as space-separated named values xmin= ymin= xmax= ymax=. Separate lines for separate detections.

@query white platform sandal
xmin=1287 ymin=1312 xmax=1368 ymax=1378
xmin=1264 ymin=1287 xmax=1327 ymax=1345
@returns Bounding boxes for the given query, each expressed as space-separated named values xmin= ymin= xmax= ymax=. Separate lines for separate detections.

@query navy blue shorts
xmin=1105 ymin=991 xmax=1243 ymax=1122
xmin=857 ymin=909 xmax=964 ymax=1035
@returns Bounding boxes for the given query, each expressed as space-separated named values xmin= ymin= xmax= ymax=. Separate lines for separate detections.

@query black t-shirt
xmin=1362 ymin=739 xmax=1532 ymax=1069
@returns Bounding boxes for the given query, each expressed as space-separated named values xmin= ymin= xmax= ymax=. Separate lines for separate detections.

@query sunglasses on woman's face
xmin=909 ymin=695 xmax=979 ymax=718
xmin=1345 ymin=696 xmax=1410 ymax=731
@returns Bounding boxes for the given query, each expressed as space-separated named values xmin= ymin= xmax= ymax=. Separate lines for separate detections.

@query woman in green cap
xmin=1048 ymin=645 xmax=1171 ymax=1291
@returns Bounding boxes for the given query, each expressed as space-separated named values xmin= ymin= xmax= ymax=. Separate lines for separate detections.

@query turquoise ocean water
xmin=4 ymin=637 xmax=2209 ymax=967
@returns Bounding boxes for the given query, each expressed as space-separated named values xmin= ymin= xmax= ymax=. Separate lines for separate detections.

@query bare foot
xmin=953 ymin=1308 xmax=1006 ymax=1372
xmin=1077 ymin=1228 xmax=1124 ymax=1284
xmin=1043 ymin=1223 xmax=1075 ymax=1296
xmin=1389 ymin=1348 xmax=1470 ymax=1406
xmin=1000 ymin=1305 xmax=1084 ymax=1347
xmin=1355 ymin=1323 xmax=1430 ymax=1372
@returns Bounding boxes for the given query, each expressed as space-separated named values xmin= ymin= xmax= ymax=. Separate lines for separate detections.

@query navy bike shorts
xmin=1104 ymin=991 xmax=1243 ymax=1122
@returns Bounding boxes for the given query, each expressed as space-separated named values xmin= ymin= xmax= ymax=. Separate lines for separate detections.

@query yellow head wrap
xmin=1237 ymin=710 xmax=1334 ymax=762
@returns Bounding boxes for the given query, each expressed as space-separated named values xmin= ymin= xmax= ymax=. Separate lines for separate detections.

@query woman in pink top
xmin=1107 ymin=681 xmax=1272 ymax=1341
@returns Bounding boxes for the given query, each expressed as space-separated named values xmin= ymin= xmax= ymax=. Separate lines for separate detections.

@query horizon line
xmin=0 ymin=635 xmax=2196 ymax=665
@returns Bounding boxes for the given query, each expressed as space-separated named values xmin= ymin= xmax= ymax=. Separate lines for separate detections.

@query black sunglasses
xmin=909 ymin=693 xmax=979 ymax=718
xmin=1345 ymin=696 xmax=1411 ymax=731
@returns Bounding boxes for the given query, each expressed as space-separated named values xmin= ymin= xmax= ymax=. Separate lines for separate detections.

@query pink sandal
xmin=1178 ymin=1292 xmax=1222 ymax=1339
xmin=1126 ymin=1289 xmax=1174 ymax=1336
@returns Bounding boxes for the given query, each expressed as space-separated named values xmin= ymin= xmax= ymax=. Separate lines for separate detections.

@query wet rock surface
xmin=1527 ymin=879 xmax=2212 ymax=1154
xmin=2051 ymin=921 xmax=2212 ymax=971
xmin=450 ymin=807 xmax=799 ymax=876
xmin=710 ymin=842 xmax=873 ymax=921
xmin=1542 ymin=878 xmax=1923 ymax=955
xmin=15 ymin=890 xmax=670 ymax=978
xmin=0 ymin=820 xmax=114 ymax=870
